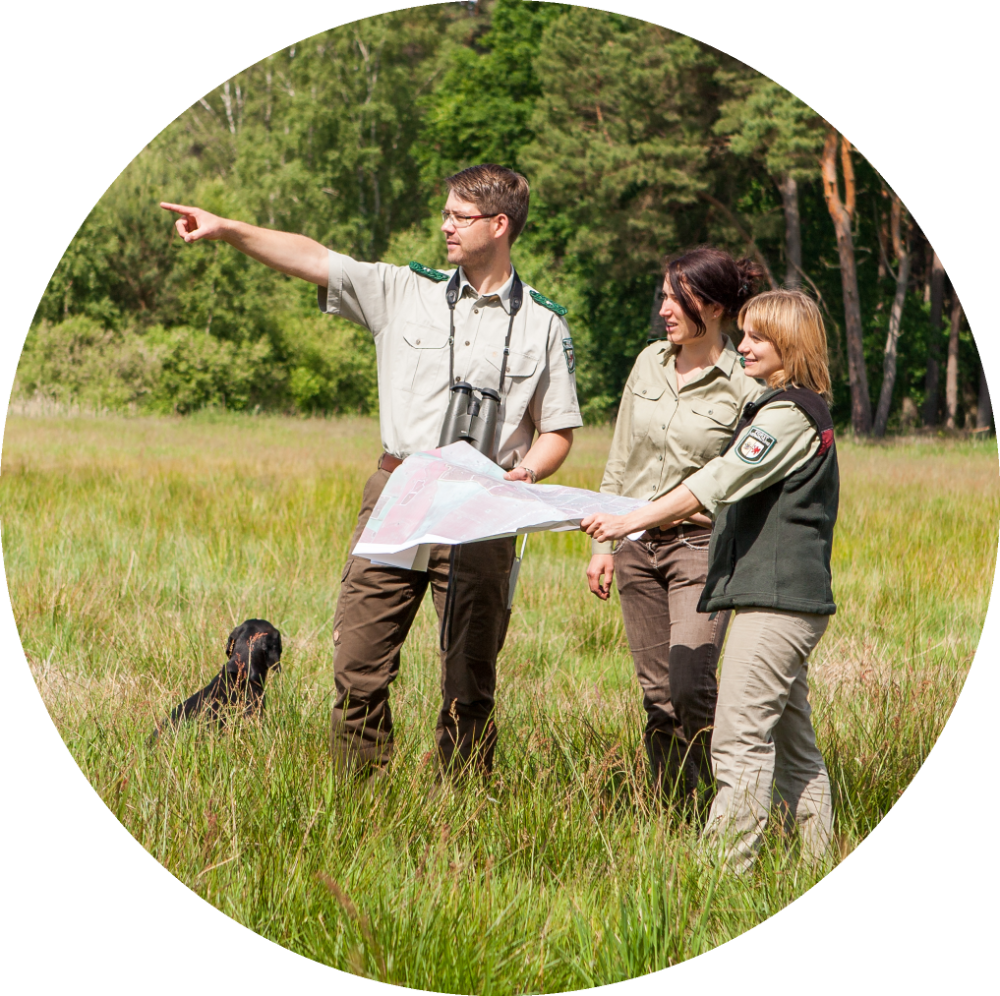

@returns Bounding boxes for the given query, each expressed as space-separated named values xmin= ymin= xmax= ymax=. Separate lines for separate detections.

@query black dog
xmin=150 ymin=619 xmax=282 ymax=741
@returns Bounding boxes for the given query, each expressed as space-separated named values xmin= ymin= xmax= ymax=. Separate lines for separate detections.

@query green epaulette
xmin=529 ymin=289 xmax=568 ymax=316
xmin=409 ymin=261 xmax=449 ymax=282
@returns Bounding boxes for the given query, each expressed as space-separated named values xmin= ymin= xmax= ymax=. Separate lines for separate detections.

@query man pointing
xmin=162 ymin=164 xmax=581 ymax=777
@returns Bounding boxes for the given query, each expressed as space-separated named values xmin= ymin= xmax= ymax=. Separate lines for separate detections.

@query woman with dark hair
xmin=586 ymin=246 xmax=764 ymax=801
xmin=583 ymin=290 xmax=839 ymax=871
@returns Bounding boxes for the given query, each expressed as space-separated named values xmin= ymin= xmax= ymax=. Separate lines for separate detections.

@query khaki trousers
xmin=703 ymin=608 xmax=832 ymax=871
xmin=614 ymin=527 xmax=730 ymax=796
xmin=331 ymin=468 xmax=515 ymax=775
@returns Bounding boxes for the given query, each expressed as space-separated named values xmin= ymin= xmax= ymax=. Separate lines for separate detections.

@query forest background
xmin=16 ymin=0 xmax=989 ymax=436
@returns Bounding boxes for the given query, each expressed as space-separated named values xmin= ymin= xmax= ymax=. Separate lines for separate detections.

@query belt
xmin=378 ymin=453 xmax=403 ymax=473
xmin=646 ymin=522 xmax=709 ymax=539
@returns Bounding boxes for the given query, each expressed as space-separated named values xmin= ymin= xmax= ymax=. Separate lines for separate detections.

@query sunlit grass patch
xmin=2 ymin=414 xmax=996 ymax=992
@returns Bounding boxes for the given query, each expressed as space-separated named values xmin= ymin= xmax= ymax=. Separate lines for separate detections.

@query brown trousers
xmin=331 ymin=468 xmax=515 ymax=775
xmin=614 ymin=526 xmax=730 ymax=796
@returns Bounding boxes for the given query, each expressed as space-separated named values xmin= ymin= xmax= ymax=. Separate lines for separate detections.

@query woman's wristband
xmin=521 ymin=466 xmax=538 ymax=484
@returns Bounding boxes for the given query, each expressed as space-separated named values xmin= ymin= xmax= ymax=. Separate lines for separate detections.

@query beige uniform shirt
xmin=593 ymin=337 xmax=763 ymax=553
xmin=684 ymin=400 xmax=820 ymax=515
xmin=320 ymin=251 xmax=582 ymax=469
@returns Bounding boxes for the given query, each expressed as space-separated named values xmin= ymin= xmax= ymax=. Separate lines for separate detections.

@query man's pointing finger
xmin=159 ymin=202 xmax=197 ymax=214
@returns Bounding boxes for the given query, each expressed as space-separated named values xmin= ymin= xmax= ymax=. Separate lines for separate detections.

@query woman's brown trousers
xmin=614 ymin=526 xmax=729 ymax=797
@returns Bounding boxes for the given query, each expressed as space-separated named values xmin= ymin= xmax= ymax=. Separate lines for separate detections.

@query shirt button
xmin=465 ymin=340 xmax=470 ymax=346
xmin=641 ymin=389 xmax=647 ymax=395
xmin=658 ymin=455 xmax=663 ymax=461
xmin=661 ymin=424 xmax=666 ymax=429
xmin=474 ymin=308 xmax=479 ymax=314
xmin=415 ymin=339 xmax=421 ymax=345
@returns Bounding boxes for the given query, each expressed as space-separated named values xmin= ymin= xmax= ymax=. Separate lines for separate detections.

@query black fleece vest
xmin=698 ymin=387 xmax=839 ymax=615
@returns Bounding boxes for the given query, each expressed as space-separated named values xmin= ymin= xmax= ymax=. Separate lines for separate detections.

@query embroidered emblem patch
xmin=736 ymin=426 xmax=776 ymax=464
xmin=562 ymin=336 xmax=576 ymax=374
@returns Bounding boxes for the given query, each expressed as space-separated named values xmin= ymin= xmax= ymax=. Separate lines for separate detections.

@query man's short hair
xmin=445 ymin=164 xmax=530 ymax=244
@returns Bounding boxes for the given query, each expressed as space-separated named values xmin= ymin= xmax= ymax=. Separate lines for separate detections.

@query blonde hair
xmin=737 ymin=290 xmax=833 ymax=402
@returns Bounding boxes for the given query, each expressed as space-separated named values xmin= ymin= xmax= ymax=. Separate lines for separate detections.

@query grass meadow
xmin=2 ymin=412 xmax=996 ymax=992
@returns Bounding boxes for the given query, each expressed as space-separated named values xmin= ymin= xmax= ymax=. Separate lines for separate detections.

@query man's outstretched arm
xmin=160 ymin=203 xmax=329 ymax=286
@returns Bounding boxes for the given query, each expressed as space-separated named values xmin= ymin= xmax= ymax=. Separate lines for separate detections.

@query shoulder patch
xmin=409 ymin=261 xmax=449 ymax=282
xmin=562 ymin=336 xmax=576 ymax=374
xmin=736 ymin=426 xmax=776 ymax=464
xmin=529 ymin=289 xmax=568 ymax=316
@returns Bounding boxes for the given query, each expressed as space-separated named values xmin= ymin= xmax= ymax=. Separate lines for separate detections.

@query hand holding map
xmin=352 ymin=442 xmax=649 ymax=570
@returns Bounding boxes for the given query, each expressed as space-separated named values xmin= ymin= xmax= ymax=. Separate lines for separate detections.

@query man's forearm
xmin=519 ymin=429 xmax=574 ymax=481
xmin=223 ymin=221 xmax=329 ymax=286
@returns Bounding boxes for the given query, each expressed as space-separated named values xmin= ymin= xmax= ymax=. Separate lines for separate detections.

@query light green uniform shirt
xmin=684 ymin=400 xmax=820 ymax=515
xmin=320 ymin=251 xmax=582 ymax=469
xmin=593 ymin=336 xmax=763 ymax=554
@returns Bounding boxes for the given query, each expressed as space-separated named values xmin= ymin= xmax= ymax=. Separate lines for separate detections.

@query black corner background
xmin=2 ymin=5 xmax=996 ymax=988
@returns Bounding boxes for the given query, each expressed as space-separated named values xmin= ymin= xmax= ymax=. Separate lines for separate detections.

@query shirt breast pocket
xmin=396 ymin=323 xmax=450 ymax=394
xmin=684 ymin=400 xmax=739 ymax=461
xmin=483 ymin=347 xmax=539 ymax=381
xmin=630 ymin=382 xmax=665 ymax=441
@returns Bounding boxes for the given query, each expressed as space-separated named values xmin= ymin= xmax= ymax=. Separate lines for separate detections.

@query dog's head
xmin=225 ymin=619 xmax=282 ymax=683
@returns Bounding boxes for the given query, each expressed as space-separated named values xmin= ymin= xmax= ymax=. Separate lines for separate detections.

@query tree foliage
xmin=20 ymin=1 xmax=984 ymax=432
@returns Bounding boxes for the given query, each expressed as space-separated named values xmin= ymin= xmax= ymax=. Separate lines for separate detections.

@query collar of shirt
xmin=656 ymin=333 xmax=743 ymax=390
xmin=457 ymin=266 xmax=516 ymax=314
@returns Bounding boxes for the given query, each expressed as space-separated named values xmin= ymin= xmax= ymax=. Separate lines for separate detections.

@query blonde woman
xmin=584 ymin=290 xmax=839 ymax=870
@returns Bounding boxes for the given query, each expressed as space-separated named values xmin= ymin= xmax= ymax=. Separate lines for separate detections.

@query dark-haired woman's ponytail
xmin=735 ymin=258 xmax=766 ymax=306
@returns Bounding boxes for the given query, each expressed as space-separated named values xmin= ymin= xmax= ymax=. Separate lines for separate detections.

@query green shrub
xmin=142 ymin=325 xmax=284 ymax=414
xmin=15 ymin=316 xmax=159 ymax=411
xmin=15 ymin=312 xmax=378 ymax=417
xmin=279 ymin=313 xmax=378 ymax=415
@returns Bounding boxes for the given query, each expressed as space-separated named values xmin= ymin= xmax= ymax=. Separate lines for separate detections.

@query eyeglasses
xmin=440 ymin=210 xmax=498 ymax=228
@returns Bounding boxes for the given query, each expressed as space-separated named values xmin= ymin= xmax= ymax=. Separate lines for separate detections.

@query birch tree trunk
xmin=923 ymin=251 xmax=945 ymax=426
xmin=978 ymin=358 xmax=993 ymax=431
xmin=821 ymin=128 xmax=871 ymax=435
xmin=777 ymin=174 xmax=802 ymax=289
xmin=873 ymin=195 xmax=910 ymax=438
xmin=945 ymin=293 xmax=963 ymax=429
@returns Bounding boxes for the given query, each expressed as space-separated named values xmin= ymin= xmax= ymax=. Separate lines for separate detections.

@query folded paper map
xmin=352 ymin=441 xmax=649 ymax=570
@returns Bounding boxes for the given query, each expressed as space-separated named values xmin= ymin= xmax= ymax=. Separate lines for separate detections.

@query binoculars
xmin=439 ymin=381 xmax=500 ymax=459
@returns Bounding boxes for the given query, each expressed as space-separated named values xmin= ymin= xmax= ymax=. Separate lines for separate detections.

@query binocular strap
xmin=507 ymin=533 xmax=528 ymax=610
xmin=445 ymin=269 xmax=524 ymax=396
